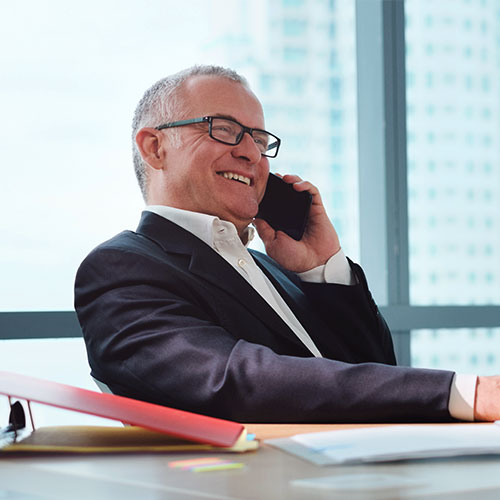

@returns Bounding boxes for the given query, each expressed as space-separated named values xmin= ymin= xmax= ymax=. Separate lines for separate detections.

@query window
xmin=283 ymin=47 xmax=308 ymax=62
xmin=412 ymin=328 xmax=500 ymax=374
xmin=3 ymin=0 xmax=499 ymax=393
xmin=283 ymin=18 xmax=307 ymax=36
xmin=1 ymin=0 xmax=360 ymax=387
xmin=1 ymin=0 xmax=360 ymax=312
xmin=406 ymin=0 xmax=500 ymax=308
xmin=404 ymin=0 xmax=500 ymax=373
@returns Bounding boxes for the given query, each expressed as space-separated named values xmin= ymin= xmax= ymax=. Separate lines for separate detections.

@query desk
xmin=1 ymin=423 xmax=500 ymax=499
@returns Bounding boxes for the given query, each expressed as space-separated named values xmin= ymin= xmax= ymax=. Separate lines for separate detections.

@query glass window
xmin=330 ymin=78 xmax=342 ymax=100
xmin=283 ymin=47 xmax=308 ymax=62
xmin=260 ymin=74 xmax=274 ymax=92
xmin=283 ymin=18 xmax=307 ymax=36
xmin=405 ymin=0 xmax=500 ymax=306
xmin=1 ymin=0 xmax=360 ymax=312
xmin=411 ymin=328 xmax=500 ymax=375
xmin=330 ymin=109 xmax=343 ymax=126
xmin=331 ymin=136 xmax=343 ymax=154
xmin=286 ymin=77 xmax=306 ymax=94
xmin=329 ymin=22 xmax=336 ymax=37
xmin=0 ymin=338 xmax=117 ymax=426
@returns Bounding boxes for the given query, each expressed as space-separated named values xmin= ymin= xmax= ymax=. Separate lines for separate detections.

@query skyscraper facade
xmin=205 ymin=0 xmax=360 ymax=258
xmin=205 ymin=0 xmax=500 ymax=374
xmin=405 ymin=0 xmax=500 ymax=373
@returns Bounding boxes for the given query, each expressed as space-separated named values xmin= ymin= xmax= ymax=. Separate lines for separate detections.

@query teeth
xmin=220 ymin=172 xmax=251 ymax=186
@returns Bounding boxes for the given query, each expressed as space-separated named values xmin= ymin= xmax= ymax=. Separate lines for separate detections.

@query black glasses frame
xmin=155 ymin=116 xmax=281 ymax=158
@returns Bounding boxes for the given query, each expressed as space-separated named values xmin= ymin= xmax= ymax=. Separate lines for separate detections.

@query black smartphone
xmin=256 ymin=173 xmax=312 ymax=241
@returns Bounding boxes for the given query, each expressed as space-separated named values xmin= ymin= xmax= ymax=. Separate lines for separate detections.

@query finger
xmin=253 ymin=218 xmax=276 ymax=243
xmin=279 ymin=175 xmax=323 ymax=205
xmin=291 ymin=180 xmax=318 ymax=193
xmin=280 ymin=175 xmax=317 ymax=194
xmin=290 ymin=181 xmax=322 ymax=205
xmin=281 ymin=174 xmax=302 ymax=184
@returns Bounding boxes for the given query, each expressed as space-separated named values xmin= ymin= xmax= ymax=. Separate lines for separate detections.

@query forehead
xmin=181 ymin=75 xmax=265 ymax=129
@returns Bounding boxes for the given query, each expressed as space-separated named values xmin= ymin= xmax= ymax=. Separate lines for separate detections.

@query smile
xmin=217 ymin=172 xmax=251 ymax=186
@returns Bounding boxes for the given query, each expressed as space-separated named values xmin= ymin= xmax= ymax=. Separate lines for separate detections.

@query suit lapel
xmin=135 ymin=211 xmax=308 ymax=351
xmin=251 ymin=251 xmax=333 ymax=347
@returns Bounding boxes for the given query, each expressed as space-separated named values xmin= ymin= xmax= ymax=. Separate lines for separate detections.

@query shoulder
xmin=91 ymin=230 xmax=158 ymax=255
xmin=80 ymin=230 xmax=161 ymax=263
xmin=76 ymin=229 xmax=175 ymax=284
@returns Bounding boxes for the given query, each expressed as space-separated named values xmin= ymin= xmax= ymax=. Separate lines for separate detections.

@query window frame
xmin=356 ymin=0 xmax=500 ymax=365
xmin=2 ymin=0 xmax=500 ymax=372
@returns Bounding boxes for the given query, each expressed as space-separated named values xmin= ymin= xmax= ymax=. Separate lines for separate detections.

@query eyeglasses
xmin=155 ymin=116 xmax=281 ymax=158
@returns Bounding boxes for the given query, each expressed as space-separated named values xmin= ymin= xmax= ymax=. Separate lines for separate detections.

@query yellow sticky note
xmin=168 ymin=457 xmax=221 ymax=468
xmin=192 ymin=462 xmax=244 ymax=472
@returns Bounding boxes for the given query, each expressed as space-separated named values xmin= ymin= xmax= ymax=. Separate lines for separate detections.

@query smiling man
xmin=138 ymin=75 xmax=270 ymax=238
xmin=74 ymin=65 xmax=500 ymax=423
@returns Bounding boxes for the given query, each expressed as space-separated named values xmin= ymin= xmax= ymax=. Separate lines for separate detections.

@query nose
xmin=231 ymin=132 xmax=262 ymax=164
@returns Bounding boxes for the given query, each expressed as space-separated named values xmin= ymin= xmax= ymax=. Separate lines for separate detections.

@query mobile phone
xmin=256 ymin=173 xmax=312 ymax=241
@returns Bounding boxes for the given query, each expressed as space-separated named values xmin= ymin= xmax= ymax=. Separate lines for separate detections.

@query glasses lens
xmin=252 ymin=131 xmax=270 ymax=155
xmin=210 ymin=118 xmax=241 ymax=144
xmin=262 ymin=136 xmax=280 ymax=158
xmin=210 ymin=118 xmax=280 ymax=157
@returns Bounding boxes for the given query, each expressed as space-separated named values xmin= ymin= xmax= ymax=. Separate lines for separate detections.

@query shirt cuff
xmin=448 ymin=373 xmax=477 ymax=421
xmin=298 ymin=249 xmax=356 ymax=285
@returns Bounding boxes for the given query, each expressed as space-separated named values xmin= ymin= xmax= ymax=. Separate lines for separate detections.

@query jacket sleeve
xmin=253 ymin=251 xmax=397 ymax=365
xmin=75 ymin=245 xmax=455 ymax=423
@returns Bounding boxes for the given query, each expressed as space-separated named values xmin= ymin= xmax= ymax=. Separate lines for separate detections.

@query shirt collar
xmin=144 ymin=205 xmax=255 ymax=248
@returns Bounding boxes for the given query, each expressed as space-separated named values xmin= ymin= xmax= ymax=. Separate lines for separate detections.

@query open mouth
xmin=217 ymin=171 xmax=251 ymax=186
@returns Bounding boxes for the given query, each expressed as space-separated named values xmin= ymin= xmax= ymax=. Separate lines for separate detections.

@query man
xmin=75 ymin=65 xmax=499 ymax=423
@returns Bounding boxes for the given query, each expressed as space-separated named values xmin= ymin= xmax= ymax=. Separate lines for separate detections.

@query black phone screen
xmin=256 ymin=173 xmax=312 ymax=240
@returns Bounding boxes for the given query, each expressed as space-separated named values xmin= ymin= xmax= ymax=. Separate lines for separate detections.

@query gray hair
xmin=131 ymin=65 xmax=249 ymax=200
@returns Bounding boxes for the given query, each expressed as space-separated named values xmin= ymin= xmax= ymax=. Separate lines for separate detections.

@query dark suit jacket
xmin=74 ymin=211 xmax=454 ymax=422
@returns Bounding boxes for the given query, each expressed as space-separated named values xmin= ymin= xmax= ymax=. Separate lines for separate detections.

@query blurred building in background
xmin=205 ymin=0 xmax=360 ymax=258
xmin=1 ymin=0 xmax=499 ymax=397
xmin=406 ymin=0 xmax=500 ymax=372
xmin=205 ymin=0 xmax=500 ymax=374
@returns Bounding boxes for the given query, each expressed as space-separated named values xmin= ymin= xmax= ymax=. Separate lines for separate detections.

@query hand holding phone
xmin=256 ymin=173 xmax=312 ymax=241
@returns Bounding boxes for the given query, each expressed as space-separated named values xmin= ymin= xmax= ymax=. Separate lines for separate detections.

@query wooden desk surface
xmin=247 ymin=422 xmax=389 ymax=440
xmin=246 ymin=421 xmax=477 ymax=440
xmin=0 ymin=423 xmax=498 ymax=500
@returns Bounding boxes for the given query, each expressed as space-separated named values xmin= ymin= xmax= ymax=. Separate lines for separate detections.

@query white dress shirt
xmin=145 ymin=205 xmax=476 ymax=421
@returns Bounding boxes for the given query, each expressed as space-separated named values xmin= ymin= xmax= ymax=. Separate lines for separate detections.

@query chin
xmin=225 ymin=204 xmax=259 ymax=225
xmin=225 ymin=213 xmax=254 ymax=231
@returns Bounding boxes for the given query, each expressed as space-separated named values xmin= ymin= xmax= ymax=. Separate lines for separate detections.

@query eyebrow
xmin=212 ymin=113 xmax=239 ymax=122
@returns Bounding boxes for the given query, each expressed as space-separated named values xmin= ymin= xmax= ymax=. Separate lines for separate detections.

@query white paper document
xmin=266 ymin=423 xmax=500 ymax=465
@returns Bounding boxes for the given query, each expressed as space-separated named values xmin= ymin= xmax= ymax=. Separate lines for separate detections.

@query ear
xmin=135 ymin=127 xmax=166 ymax=170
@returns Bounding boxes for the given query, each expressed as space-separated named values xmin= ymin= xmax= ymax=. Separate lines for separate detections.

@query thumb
xmin=253 ymin=218 xmax=276 ymax=245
